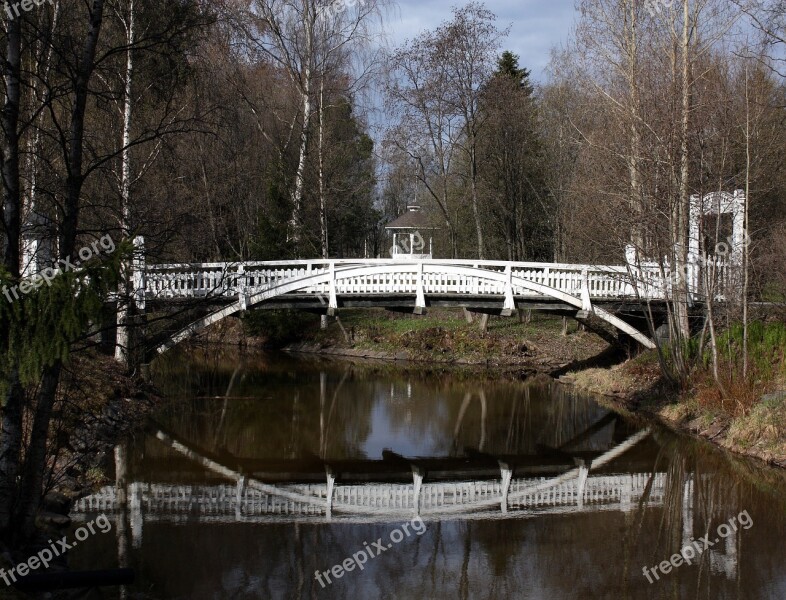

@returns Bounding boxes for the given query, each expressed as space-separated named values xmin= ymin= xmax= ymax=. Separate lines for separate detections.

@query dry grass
xmin=567 ymin=366 xmax=637 ymax=396
xmin=692 ymin=370 xmax=766 ymax=419
xmin=726 ymin=393 xmax=786 ymax=456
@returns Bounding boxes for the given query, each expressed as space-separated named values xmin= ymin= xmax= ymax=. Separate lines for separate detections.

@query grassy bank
xmin=245 ymin=308 xmax=610 ymax=370
xmin=563 ymin=322 xmax=786 ymax=468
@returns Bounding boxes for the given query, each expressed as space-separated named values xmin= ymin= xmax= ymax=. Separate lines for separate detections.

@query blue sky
xmin=385 ymin=0 xmax=579 ymax=81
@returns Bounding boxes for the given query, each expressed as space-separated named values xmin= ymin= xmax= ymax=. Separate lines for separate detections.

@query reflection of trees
xmin=147 ymin=356 xmax=628 ymax=467
xmin=152 ymin=362 xmax=376 ymax=461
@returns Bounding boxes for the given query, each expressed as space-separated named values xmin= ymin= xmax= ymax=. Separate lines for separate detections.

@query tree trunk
xmin=675 ymin=0 xmax=691 ymax=340
xmin=116 ymin=0 xmax=135 ymax=364
xmin=0 ymin=13 xmax=23 ymax=537
xmin=17 ymin=363 xmax=62 ymax=539
xmin=0 ymin=374 xmax=24 ymax=535
xmin=470 ymin=143 xmax=484 ymax=260
xmin=289 ymin=61 xmax=312 ymax=249
xmin=16 ymin=0 xmax=107 ymax=541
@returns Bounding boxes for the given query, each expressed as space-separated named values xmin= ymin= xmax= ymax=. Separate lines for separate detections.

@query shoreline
xmin=557 ymin=363 xmax=786 ymax=470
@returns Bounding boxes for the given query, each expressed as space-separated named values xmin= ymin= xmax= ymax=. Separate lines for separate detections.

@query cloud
xmin=385 ymin=0 xmax=577 ymax=81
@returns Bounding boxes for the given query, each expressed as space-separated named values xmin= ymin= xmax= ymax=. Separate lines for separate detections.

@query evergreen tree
xmin=495 ymin=50 xmax=533 ymax=95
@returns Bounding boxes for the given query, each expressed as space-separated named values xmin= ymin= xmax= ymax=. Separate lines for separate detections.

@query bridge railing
xmin=143 ymin=259 xmax=673 ymax=303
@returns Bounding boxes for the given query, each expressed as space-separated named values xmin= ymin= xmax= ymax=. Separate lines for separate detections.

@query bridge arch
xmin=153 ymin=262 xmax=656 ymax=356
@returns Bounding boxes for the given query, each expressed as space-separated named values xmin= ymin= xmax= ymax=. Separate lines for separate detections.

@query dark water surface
xmin=71 ymin=350 xmax=786 ymax=599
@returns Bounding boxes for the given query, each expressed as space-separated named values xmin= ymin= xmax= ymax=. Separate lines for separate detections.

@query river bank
xmin=262 ymin=308 xmax=612 ymax=372
xmin=560 ymin=355 xmax=786 ymax=469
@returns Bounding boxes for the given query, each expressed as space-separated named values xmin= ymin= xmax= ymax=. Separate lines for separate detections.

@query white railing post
xmin=499 ymin=461 xmax=512 ymax=514
xmin=325 ymin=467 xmax=335 ymax=520
xmin=328 ymin=262 xmax=338 ymax=316
xmin=576 ymin=460 xmax=589 ymax=509
xmin=502 ymin=265 xmax=515 ymax=316
xmin=580 ymin=268 xmax=593 ymax=313
xmin=415 ymin=262 xmax=426 ymax=314
xmin=235 ymin=476 xmax=247 ymax=519
xmin=412 ymin=466 xmax=424 ymax=516
xmin=237 ymin=265 xmax=247 ymax=310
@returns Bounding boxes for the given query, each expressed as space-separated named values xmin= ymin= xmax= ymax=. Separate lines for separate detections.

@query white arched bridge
xmin=128 ymin=223 xmax=738 ymax=356
xmin=137 ymin=256 xmax=684 ymax=355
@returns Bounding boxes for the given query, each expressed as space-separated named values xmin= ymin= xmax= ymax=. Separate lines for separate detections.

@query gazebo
xmin=385 ymin=205 xmax=439 ymax=259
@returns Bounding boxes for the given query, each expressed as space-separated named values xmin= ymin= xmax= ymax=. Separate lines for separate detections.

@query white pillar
xmin=415 ymin=262 xmax=426 ymax=314
xmin=731 ymin=189 xmax=746 ymax=266
xmin=328 ymin=262 xmax=338 ymax=316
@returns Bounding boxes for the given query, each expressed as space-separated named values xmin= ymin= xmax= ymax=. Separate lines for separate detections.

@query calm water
xmin=71 ymin=350 xmax=786 ymax=599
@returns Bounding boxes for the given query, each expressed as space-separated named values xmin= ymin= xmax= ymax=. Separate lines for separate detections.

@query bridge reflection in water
xmin=69 ymin=359 xmax=782 ymax=598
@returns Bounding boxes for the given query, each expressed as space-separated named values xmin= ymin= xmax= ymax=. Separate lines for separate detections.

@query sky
xmin=384 ymin=0 xmax=579 ymax=81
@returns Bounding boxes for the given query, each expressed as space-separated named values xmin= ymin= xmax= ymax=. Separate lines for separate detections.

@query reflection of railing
xmin=73 ymin=472 xmax=667 ymax=522
xmin=75 ymin=430 xmax=659 ymax=522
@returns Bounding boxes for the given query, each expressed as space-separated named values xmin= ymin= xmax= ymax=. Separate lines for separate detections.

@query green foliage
xmin=658 ymin=321 xmax=786 ymax=383
xmin=0 ymin=244 xmax=127 ymax=387
xmin=715 ymin=321 xmax=786 ymax=379
xmin=495 ymin=50 xmax=533 ymax=94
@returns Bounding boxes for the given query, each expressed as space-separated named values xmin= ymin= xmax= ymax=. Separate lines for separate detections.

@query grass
xmin=284 ymin=308 xmax=607 ymax=366
xmin=568 ymin=321 xmax=786 ymax=464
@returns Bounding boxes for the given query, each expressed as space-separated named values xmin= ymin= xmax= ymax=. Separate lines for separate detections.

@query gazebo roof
xmin=385 ymin=205 xmax=439 ymax=230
